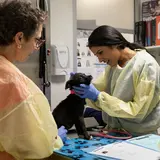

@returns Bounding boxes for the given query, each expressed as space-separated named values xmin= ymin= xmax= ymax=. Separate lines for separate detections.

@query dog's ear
xmin=65 ymin=80 xmax=71 ymax=90
xmin=65 ymin=80 xmax=75 ymax=90
xmin=88 ymin=75 xmax=93 ymax=81
xmin=85 ymin=75 xmax=93 ymax=84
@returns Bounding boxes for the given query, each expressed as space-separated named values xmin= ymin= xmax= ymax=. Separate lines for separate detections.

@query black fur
xmin=52 ymin=73 xmax=93 ymax=140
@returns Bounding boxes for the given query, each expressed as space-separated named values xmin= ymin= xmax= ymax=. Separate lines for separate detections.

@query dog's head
xmin=65 ymin=73 xmax=93 ymax=90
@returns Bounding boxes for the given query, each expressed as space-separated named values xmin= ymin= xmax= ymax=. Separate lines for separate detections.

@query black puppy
xmin=52 ymin=73 xmax=92 ymax=140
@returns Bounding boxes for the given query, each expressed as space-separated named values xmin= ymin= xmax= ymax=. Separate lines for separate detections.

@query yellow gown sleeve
xmin=86 ymin=62 xmax=160 ymax=120
xmin=0 ymin=56 xmax=63 ymax=159
xmin=0 ymin=94 xmax=63 ymax=160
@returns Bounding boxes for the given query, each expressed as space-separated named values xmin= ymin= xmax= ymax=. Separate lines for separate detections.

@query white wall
xmin=77 ymin=0 xmax=134 ymax=30
xmin=49 ymin=0 xmax=134 ymax=110
xmin=49 ymin=0 xmax=76 ymax=110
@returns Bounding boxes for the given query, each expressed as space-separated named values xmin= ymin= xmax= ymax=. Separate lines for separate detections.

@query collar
xmin=70 ymin=90 xmax=75 ymax=94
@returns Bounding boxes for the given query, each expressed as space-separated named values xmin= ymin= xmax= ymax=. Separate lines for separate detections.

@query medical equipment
xmin=51 ymin=45 xmax=70 ymax=75
xmin=89 ymin=128 xmax=132 ymax=140
xmin=39 ymin=0 xmax=50 ymax=94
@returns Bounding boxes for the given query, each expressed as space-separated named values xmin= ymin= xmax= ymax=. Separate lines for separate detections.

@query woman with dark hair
xmin=0 ymin=0 xmax=66 ymax=159
xmin=73 ymin=25 xmax=160 ymax=136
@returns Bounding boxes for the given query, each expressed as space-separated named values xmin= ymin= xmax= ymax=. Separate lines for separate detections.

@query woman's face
xmin=90 ymin=46 xmax=121 ymax=67
xmin=15 ymin=24 xmax=44 ymax=62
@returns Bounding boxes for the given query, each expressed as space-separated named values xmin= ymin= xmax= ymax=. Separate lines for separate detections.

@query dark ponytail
xmin=88 ymin=25 xmax=146 ymax=50
xmin=126 ymin=42 xmax=146 ymax=50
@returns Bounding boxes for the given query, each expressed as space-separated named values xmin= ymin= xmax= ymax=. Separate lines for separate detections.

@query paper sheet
xmin=90 ymin=141 xmax=160 ymax=160
xmin=127 ymin=134 xmax=160 ymax=152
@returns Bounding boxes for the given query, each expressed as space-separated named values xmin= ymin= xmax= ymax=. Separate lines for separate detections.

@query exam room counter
xmin=49 ymin=133 xmax=160 ymax=160
xmin=49 ymin=117 xmax=99 ymax=159
xmin=45 ymin=153 xmax=71 ymax=160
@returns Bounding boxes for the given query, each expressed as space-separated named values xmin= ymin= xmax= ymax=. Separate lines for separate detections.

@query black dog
xmin=52 ymin=73 xmax=92 ymax=140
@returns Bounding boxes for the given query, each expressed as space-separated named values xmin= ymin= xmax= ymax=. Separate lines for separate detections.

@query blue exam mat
xmin=55 ymin=137 xmax=121 ymax=160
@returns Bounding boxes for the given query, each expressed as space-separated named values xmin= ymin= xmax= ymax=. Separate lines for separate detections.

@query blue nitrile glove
xmin=58 ymin=126 xmax=68 ymax=143
xmin=70 ymin=72 xmax=75 ymax=76
xmin=73 ymin=84 xmax=100 ymax=101
xmin=70 ymin=72 xmax=75 ymax=80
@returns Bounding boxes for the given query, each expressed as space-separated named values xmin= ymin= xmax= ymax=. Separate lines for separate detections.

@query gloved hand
xmin=58 ymin=126 xmax=68 ymax=143
xmin=70 ymin=72 xmax=75 ymax=76
xmin=73 ymin=84 xmax=100 ymax=101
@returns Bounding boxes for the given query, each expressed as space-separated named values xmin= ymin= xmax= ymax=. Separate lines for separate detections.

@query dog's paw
xmin=89 ymin=135 xmax=93 ymax=140
xmin=78 ymin=134 xmax=92 ymax=140
xmin=78 ymin=135 xmax=85 ymax=139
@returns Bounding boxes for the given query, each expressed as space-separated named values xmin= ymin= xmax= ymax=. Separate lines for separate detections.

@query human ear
xmin=14 ymin=32 xmax=24 ymax=48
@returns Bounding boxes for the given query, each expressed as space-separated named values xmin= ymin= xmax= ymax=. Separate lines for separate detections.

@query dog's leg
xmin=74 ymin=116 xmax=91 ymax=140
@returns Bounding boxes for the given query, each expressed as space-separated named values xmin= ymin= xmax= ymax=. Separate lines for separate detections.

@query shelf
xmin=145 ymin=46 xmax=160 ymax=50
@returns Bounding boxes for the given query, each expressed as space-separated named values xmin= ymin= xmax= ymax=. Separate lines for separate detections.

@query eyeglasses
xmin=35 ymin=38 xmax=45 ymax=49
